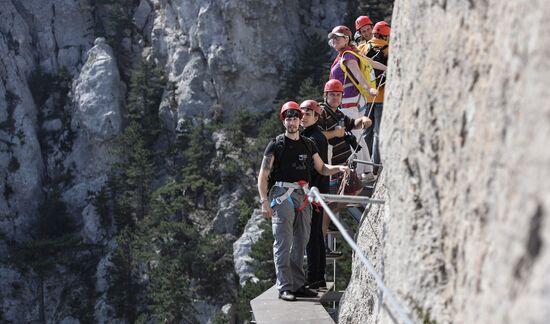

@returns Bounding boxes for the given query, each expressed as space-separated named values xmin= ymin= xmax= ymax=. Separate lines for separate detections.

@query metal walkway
xmin=250 ymin=284 xmax=336 ymax=324
xmin=251 ymin=158 xmax=414 ymax=323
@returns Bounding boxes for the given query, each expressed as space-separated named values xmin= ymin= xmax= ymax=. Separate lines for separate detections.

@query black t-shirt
xmin=264 ymin=135 xmax=319 ymax=183
xmin=302 ymin=124 xmax=329 ymax=193
xmin=318 ymin=103 xmax=355 ymax=165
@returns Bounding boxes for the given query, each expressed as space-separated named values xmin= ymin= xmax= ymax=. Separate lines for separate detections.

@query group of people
xmin=257 ymin=16 xmax=391 ymax=301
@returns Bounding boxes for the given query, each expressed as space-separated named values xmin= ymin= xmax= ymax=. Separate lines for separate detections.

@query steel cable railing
xmin=307 ymin=186 xmax=415 ymax=324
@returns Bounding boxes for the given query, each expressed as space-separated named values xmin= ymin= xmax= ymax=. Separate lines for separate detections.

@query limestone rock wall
xmin=0 ymin=0 xmax=351 ymax=321
xmin=340 ymin=1 xmax=550 ymax=323
xmin=0 ymin=0 xmax=348 ymax=244
xmin=149 ymin=0 xmax=346 ymax=121
xmin=0 ymin=0 xmax=94 ymax=244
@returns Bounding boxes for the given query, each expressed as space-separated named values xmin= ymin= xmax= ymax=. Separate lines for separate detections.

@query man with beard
xmin=257 ymin=101 xmax=349 ymax=301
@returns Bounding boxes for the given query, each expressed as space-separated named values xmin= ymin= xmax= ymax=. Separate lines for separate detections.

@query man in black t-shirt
xmin=300 ymin=100 xmax=329 ymax=289
xmin=257 ymin=101 xmax=349 ymax=302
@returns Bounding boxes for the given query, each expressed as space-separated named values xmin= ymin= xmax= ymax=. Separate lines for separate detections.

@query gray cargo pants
xmin=270 ymin=186 xmax=312 ymax=292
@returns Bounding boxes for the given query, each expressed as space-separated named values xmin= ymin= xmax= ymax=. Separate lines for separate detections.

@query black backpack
xmin=365 ymin=44 xmax=388 ymax=86
xmin=267 ymin=134 xmax=315 ymax=190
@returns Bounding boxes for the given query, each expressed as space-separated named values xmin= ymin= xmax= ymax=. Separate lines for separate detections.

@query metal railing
xmin=308 ymin=187 xmax=415 ymax=324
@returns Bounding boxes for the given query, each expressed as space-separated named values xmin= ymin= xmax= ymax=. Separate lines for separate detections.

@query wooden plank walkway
xmin=250 ymin=284 xmax=336 ymax=323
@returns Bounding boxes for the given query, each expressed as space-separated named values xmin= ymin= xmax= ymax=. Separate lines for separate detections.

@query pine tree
xmin=7 ymin=182 xmax=80 ymax=322
xmin=112 ymin=60 xmax=166 ymax=227
xmin=114 ymin=121 xmax=155 ymax=227
xmin=346 ymin=0 xmax=395 ymax=26
xmin=105 ymin=59 xmax=169 ymax=321
xmin=180 ymin=115 xmax=220 ymax=209
xmin=106 ymin=228 xmax=141 ymax=322
xmin=127 ymin=59 xmax=166 ymax=147
xmin=276 ymin=33 xmax=331 ymax=102
xmin=148 ymin=257 xmax=196 ymax=323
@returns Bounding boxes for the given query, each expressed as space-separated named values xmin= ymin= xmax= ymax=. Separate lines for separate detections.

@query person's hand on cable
xmin=338 ymin=165 xmax=350 ymax=174
xmin=360 ymin=116 xmax=372 ymax=128
xmin=369 ymin=87 xmax=378 ymax=96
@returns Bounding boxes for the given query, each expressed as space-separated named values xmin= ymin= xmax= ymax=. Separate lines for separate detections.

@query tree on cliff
xmin=106 ymin=228 xmax=141 ymax=321
xmin=107 ymin=60 xmax=166 ymax=319
xmin=111 ymin=59 xmax=165 ymax=228
xmin=179 ymin=114 xmax=220 ymax=210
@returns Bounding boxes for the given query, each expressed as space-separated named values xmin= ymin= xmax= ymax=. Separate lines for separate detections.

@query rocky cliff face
xmin=0 ymin=0 xmax=348 ymax=245
xmin=149 ymin=0 xmax=346 ymax=121
xmin=0 ymin=0 xmax=350 ymax=322
xmin=340 ymin=1 xmax=550 ymax=323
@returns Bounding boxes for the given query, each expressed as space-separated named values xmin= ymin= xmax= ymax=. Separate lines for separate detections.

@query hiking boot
xmin=294 ymin=285 xmax=318 ymax=297
xmin=308 ymin=280 xmax=327 ymax=289
xmin=278 ymin=290 xmax=296 ymax=301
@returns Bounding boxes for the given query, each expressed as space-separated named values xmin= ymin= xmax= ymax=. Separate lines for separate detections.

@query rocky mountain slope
xmin=340 ymin=0 xmax=550 ymax=323
xmin=0 ymin=0 xmax=356 ymax=322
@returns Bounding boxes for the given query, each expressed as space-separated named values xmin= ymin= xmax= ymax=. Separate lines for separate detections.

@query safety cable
xmin=365 ymin=70 xmax=387 ymax=119
xmin=308 ymin=187 xmax=415 ymax=324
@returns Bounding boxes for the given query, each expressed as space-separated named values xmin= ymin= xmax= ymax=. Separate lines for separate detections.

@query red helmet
xmin=279 ymin=101 xmax=302 ymax=121
xmin=300 ymin=100 xmax=321 ymax=115
xmin=373 ymin=21 xmax=391 ymax=36
xmin=324 ymin=79 xmax=344 ymax=93
xmin=328 ymin=25 xmax=352 ymax=40
xmin=355 ymin=16 xmax=373 ymax=31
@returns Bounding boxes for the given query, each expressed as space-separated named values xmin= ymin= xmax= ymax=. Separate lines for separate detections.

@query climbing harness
xmin=270 ymin=180 xmax=315 ymax=212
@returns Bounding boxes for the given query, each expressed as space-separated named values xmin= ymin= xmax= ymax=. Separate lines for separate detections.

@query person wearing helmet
xmin=299 ymin=100 xmax=329 ymax=289
xmin=257 ymin=101 xmax=349 ymax=301
xmin=317 ymin=80 xmax=372 ymax=256
xmin=361 ymin=21 xmax=391 ymax=175
xmin=327 ymin=25 xmax=382 ymax=181
xmin=355 ymin=15 xmax=374 ymax=44
xmin=318 ymin=79 xmax=373 ymax=189
xmin=373 ymin=21 xmax=391 ymax=40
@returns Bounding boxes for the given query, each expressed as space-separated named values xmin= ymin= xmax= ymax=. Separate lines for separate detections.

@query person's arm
xmin=364 ymin=56 xmax=387 ymax=71
xmin=257 ymin=154 xmax=274 ymax=218
xmin=344 ymin=59 xmax=378 ymax=96
xmin=321 ymin=128 xmax=345 ymax=140
xmin=312 ymin=153 xmax=349 ymax=176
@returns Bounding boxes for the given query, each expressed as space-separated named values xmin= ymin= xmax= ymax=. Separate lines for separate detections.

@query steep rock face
xmin=1 ymin=0 xmax=349 ymax=243
xmin=148 ymin=0 xmax=346 ymax=120
xmin=1 ymin=0 xmax=353 ymax=321
xmin=0 ymin=0 xmax=93 ymax=244
xmin=233 ymin=209 xmax=265 ymax=286
xmin=340 ymin=1 xmax=550 ymax=323
xmin=66 ymin=37 xmax=123 ymax=243
xmin=0 ymin=2 xmax=42 ymax=244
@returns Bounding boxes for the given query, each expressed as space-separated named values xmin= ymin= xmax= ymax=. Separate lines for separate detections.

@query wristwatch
xmin=260 ymin=198 xmax=267 ymax=203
